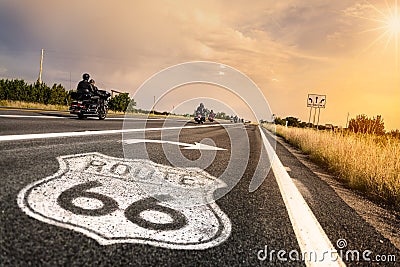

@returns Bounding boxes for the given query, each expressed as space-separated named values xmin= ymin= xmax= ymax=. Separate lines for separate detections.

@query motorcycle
xmin=69 ymin=90 xmax=111 ymax=120
xmin=208 ymin=113 xmax=215 ymax=122
xmin=194 ymin=113 xmax=206 ymax=124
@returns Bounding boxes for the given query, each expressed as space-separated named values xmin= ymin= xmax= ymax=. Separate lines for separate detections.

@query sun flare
xmin=366 ymin=0 xmax=400 ymax=49
xmin=346 ymin=0 xmax=400 ymax=67
xmin=387 ymin=14 xmax=400 ymax=34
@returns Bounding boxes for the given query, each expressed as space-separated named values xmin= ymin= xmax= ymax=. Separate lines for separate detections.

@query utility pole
xmin=153 ymin=95 xmax=155 ymax=115
xmin=38 ymin=49 xmax=44 ymax=84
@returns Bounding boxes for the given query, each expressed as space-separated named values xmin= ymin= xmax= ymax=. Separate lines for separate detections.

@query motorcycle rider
xmin=208 ymin=109 xmax=216 ymax=122
xmin=194 ymin=103 xmax=206 ymax=124
xmin=71 ymin=73 xmax=111 ymax=120
xmin=89 ymin=79 xmax=106 ymax=109
xmin=77 ymin=73 xmax=94 ymax=99
xmin=196 ymin=103 xmax=206 ymax=116
xmin=209 ymin=109 xmax=215 ymax=118
xmin=89 ymin=79 xmax=98 ymax=93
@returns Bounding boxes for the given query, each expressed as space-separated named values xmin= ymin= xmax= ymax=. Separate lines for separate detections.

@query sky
xmin=0 ymin=0 xmax=399 ymax=129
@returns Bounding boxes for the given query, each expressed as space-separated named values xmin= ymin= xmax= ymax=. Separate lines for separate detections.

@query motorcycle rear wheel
xmin=98 ymin=108 xmax=107 ymax=120
xmin=98 ymin=113 xmax=106 ymax=120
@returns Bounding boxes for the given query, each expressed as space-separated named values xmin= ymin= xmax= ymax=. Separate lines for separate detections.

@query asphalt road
xmin=0 ymin=109 xmax=399 ymax=266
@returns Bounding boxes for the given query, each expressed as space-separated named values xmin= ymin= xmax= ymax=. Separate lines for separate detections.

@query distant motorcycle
xmin=208 ymin=113 xmax=215 ymax=122
xmin=69 ymin=90 xmax=111 ymax=120
xmin=194 ymin=113 xmax=206 ymax=124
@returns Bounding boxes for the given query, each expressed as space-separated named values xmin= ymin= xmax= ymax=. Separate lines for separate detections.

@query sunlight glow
xmin=387 ymin=14 xmax=400 ymax=34
xmin=346 ymin=1 xmax=400 ymax=68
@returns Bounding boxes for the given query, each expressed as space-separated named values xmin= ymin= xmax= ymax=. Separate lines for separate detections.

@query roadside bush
xmin=0 ymin=79 xmax=70 ymax=105
xmin=348 ymin=114 xmax=385 ymax=135
xmin=108 ymin=93 xmax=135 ymax=112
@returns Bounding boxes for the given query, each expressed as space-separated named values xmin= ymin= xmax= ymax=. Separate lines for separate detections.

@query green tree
xmin=274 ymin=117 xmax=286 ymax=126
xmin=0 ymin=78 xmax=70 ymax=105
xmin=299 ymin=121 xmax=308 ymax=128
xmin=215 ymin=112 xmax=226 ymax=119
xmin=285 ymin=116 xmax=301 ymax=127
xmin=48 ymin=84 xmax=69 ymax=105
xmin=108 ymin=93 xmax=135 ymax=112
xmin=348 ymin=114 xmax=385 ymax=135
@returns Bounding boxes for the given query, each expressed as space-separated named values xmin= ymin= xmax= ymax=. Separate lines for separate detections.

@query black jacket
xmin=77 ymin=80 xmax=93 ymax=94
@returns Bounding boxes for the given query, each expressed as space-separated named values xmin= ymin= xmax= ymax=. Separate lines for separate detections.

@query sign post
xmin=307 ymin=94 xmax=326 ymax=128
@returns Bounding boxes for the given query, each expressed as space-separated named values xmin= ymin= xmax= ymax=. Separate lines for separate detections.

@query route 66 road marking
xmin=17 ymin=152 xmax=231 ymax=250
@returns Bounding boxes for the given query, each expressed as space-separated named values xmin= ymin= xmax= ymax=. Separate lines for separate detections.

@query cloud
xmin=0 ymin=0 xmax=398 ymax=129
xmin=0 ymin=0 xmax=337 ymax=81
xmin=0 ymin=66 xmax=7 ymax=74
xmin=342 ymin=2 xmax=372 ymax=17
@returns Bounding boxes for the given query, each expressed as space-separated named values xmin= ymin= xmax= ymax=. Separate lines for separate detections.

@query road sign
xmin=307 ymin=94 xmax=326 ymax=108
xmin=18 ymin=152 xmax=231 ymax=250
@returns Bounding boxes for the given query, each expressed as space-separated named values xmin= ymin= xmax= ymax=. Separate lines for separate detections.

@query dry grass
xmin=0 ymin=100 xmax=69 ymax=111
xmin=265 ymin=124 xmax=400 ymax=210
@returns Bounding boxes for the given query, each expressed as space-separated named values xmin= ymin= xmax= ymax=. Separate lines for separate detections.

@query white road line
xmin=124 ymin=139 xmax=226 ymax=150
xmin=0 ymin=115 xmax=67 ymax=119
xmin=0 ymin=124 xmax=227 ymax=142
xmin=100 ymin=117 xmax=169 ymax=121
xmin=259 ymin=126 xmax=345 ymax=267
xmin=0 ymin=114 xmax=172 ymax=121
xmin=107 ymin=118 xmax=191 ymax=122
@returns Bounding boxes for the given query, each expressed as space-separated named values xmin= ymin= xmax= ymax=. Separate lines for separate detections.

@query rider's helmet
xmin=89 ymin=79 xmax=95 ymax=84
xmin=200 ymin=103 xmax=204 ymax=108
xmin=83 ymin=73 xmax=90 ymax=80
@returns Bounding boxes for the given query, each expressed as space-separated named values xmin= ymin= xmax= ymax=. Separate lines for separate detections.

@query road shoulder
xmin=274 ymin=133 xmax=400 ymax=251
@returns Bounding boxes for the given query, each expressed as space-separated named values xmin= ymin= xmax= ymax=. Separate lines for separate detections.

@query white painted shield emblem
xmin=17 ymin=152 xmax=231 ymax=249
